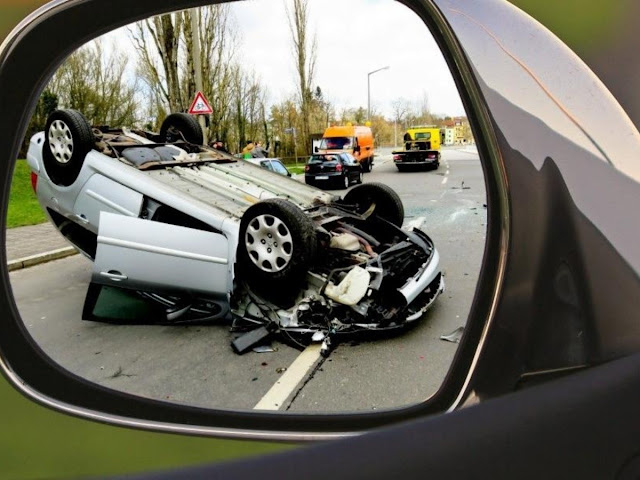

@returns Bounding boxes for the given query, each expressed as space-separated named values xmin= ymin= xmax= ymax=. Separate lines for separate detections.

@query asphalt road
xmin=9 ymin=146 xmax=486 ymax=414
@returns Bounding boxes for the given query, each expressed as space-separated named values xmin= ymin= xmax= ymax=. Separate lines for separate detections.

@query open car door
xmin=83 ymin=212 xmax=231 ymax=324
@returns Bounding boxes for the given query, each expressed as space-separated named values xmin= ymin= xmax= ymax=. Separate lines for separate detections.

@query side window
xmin=261 ymin=161 xmax=274 ymax=171
xmin=272 ymin=161 xmax=288 ymax=175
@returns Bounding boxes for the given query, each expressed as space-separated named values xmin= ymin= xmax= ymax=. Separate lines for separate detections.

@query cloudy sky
xmin=102 ymin=0 xmax=466 ymax=119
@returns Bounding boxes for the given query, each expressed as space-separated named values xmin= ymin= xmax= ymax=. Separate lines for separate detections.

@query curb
xmin=8 ymin=247 xmax=78 ymax=272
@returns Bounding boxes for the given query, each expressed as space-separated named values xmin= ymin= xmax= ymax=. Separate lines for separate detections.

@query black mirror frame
xmin=0 ymin=0 xmax=508 ymax=439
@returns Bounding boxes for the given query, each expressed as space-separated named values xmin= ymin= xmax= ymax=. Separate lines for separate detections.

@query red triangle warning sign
xmin=188 ymin=91 xmax=213 ymax=115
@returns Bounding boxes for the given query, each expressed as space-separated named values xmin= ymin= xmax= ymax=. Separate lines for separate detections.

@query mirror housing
xmin=0 ymin=0 xmax=506 ymax=440
xmin=11 ymin=0 xmax=639 ymax=440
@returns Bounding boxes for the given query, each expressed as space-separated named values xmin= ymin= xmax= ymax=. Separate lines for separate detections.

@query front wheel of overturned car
xmin=343 ymin=182 xmax=405 ymax=227
xmin=42 ymin=109 xmax=94 ymax=187
xmin=238 ymin=198 xmax=317 ymax=296
xmin=160 ymin=113 xmax=203 ymax=145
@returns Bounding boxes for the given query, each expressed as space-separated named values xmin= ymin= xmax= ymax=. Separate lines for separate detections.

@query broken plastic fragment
xmin=440 ymin=326 xmax=464 ymax=343
xmin=312 ymin=331 xmax=325 ymax=342
xmin=253 ymin=344 xmax=275 ymax=353
xmin=325 ymin=266 xmax=371 ymax=306
xmin=330 ymin=233 xmax=361 ymax=251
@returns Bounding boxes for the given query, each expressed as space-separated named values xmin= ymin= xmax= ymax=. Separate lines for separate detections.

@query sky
xmin=100 ymin=0 xmax=466 ymax=120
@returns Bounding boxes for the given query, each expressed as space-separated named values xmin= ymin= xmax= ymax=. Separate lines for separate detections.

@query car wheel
xmin=42 ymin=109 xmax=94 ymax=187
xmin=361 ymin=159 xmax=370 ymax=173
xmin=356 ymin=171 xmax=363 ymax=184
xmin=343 ymin=175 xmax=350 ymax=189
xmin=159 ymin=113 xmax=203 ymax=145
xmin=238 ymin=198 xmax=317 ymax=291
xmin=342 ymin=182 xmax=405 ymax=227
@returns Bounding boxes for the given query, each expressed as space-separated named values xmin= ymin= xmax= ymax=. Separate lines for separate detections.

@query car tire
xmin=342 ymin=182 xmax=405 ymax=227
xmin=342 ymin=175 xmax=350 ymax=189
xmin=238 ymin=198 xmax=317 ymax=291
xmin=160 ymin=113 xmax=203 ymax=145
xmin=42 ymin=109 xmax=95 ymax=187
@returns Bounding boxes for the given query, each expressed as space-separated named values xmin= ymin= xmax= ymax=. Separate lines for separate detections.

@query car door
xmin=83 ymin=211 xmax=231 ymax=323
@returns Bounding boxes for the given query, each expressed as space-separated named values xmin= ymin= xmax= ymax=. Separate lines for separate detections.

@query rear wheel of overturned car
xmin=238 ymin=198 xmax=317 ymax=293
xmin=160 ymin=113 xmax=203 ymax=145
xmin=343 ymin=182 xmax=405 ymax=227
xmin=42 ymin=109 xmax=94 ymax=187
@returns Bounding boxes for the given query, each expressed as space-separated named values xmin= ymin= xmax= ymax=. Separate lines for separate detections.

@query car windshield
xmin=414 ymin=132 xmax=432 ymax=140
xmin=319 ymin=137 xmax=353 ymax=150
xmin=308 ymin=154 xmax=339 ymax=164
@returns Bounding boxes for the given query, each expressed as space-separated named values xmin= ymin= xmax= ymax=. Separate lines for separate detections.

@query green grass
xmin=287 ymin=165 xmax=305 ymax=175
xmin=7 ymin=159 xmax=47 ymax=228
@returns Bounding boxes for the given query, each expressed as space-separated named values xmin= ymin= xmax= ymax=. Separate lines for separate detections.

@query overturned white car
xmin=27 ymin=109 xmax=444 ymax=354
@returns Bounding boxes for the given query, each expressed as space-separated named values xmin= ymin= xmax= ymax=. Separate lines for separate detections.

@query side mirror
xmin=4 ymin=0 xmax=640 ymax=445
xmin=0 ymin=0 xmax=499 ymax=442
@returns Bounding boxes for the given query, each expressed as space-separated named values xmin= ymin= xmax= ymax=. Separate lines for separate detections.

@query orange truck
xmin=315 ymin=124 xmax=375 ymax=172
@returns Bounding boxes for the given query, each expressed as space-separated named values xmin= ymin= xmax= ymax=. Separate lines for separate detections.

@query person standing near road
xmin=252 ymin=141 xmax=267 ymax=158
xmin=242 ymin=141 xmax=255 ymax=159
xmin=213 ymin=140 xmax=229 ymax=154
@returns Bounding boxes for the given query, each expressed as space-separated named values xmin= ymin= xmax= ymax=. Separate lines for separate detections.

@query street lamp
xmin=367 ymin=66 xmax=389 ymax=121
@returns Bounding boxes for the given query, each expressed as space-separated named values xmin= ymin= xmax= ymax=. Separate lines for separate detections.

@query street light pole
xmin=367 ymin=66 xmax=389 ymax=121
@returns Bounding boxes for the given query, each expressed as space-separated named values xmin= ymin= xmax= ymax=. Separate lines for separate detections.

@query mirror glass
xmin=9 ymin=0 xmax=486 ymax=413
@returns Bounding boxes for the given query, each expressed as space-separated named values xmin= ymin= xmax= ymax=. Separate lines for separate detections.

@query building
xmin=441 ymin=117 xmax=473 ymax=145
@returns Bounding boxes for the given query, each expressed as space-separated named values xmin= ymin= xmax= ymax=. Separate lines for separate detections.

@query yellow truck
xmin=316 ymin=124 xmax=375 ymax=172
xmin=392 ymin=126 xmax=441 ymax=171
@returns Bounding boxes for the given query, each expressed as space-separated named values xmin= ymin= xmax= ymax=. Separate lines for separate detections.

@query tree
xmin=286 ymin=0 xmax=317 ymax=156
xmin=131 ymin=6 xmax=247 ymax=148
xmin=47 ymin=41 xmax=139 ymax=126
xmin=131 ymin=13 xmax=184 ymax=114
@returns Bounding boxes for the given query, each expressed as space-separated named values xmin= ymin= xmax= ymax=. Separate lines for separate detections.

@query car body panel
xmin=73 ymin=173 xmax=144 ymax=228
xmin=93 ymin=211 xmax=231 ymax=296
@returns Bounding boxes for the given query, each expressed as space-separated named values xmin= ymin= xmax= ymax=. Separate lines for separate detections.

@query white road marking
xmin=442 ymin=176 xmax=448 ymax=185
xmin=254 ymin=343 xmax=322 ymax=410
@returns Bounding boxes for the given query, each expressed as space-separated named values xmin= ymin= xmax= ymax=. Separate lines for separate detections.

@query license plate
xmin=315 ymin=176 xmax=329 ymax=180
